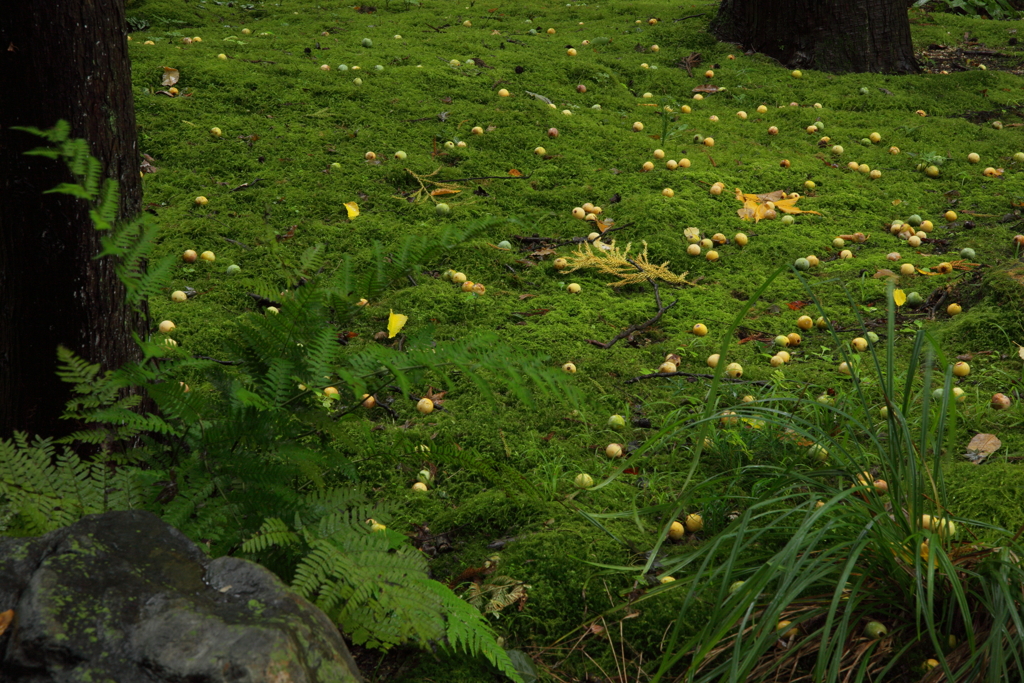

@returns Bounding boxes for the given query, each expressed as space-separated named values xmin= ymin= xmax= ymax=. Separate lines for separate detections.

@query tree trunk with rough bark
xmin=711 ymin=0 xmax=919 ymax=74
xmin=0 ymin=0 xmax=146 ymax=440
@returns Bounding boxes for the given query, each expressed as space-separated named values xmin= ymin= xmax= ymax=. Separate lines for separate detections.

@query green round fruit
xmin=906 ymin=291 xmax=924 ymax=307
xmin=528 ymin=28 xmax=538 ymax=35
xmin=608 ymin=414 xmax=627 ymax=429
xmin=337 ymin=64 xmax=348 ymax=71
xmin=781 ymin=214 xmax=795 ymax=225
xmin=860 ymin=138 xmax=871 ymax=146
xmin=574 ymin=473 xmax=594 ymax=489
xmin=374 ymin=64 xmax=384 ymax=71
xmin=226 ymin=264 xmax=241 ymax=275
xmin=859 ymin=87 xmax=869 ymax=95
xmin=959 ymin=247 xmax=976 ymax=259
xmin=361 ymin=38 xmax=373 ymax=48
xmin=435 ymin=203 xmax=451 ymax=216
xmin=330 ymin=162 xmax=342 ymax=171
xmin=866 ymin=331 xmax=879 ymax=344
xmin=808 ymin=443 xmax=828 ymax=461
xmin=497 ymin=240 xmax=512 ymax=249
xmin=814 ymin=122 xmax=824 ymax=131
xmin=794 ymin=257 xmax=810 ymax=271
xmin=907 ymin=214 xmax=922 ymax=227
xmin=864 ymin=621 xmax=888 ymax=639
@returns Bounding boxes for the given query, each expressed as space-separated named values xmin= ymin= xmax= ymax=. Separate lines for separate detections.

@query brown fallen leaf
xmin=873 ymin=269 xmax=896 ymax=279
xmin=430 ymin=188 xmax=461 ymax=196
xmin=0 ymin=609 xmax=12 ymax=637
xmin=968 ymin=433 xmax=1001 ymax=454
xmin=964 ymin=433 xmax=1001 ymax=463
xmin=1016 ymin=342 xmax=1024 ymax=360
xmin=161 ymin=66 xmax=180 ymax=86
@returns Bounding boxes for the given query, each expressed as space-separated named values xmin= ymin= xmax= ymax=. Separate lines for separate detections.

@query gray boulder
xmin=0 ymin=510 xmax=363 ymax=683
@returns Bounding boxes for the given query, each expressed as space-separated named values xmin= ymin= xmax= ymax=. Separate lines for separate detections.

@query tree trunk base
xmin=711 ymin=0 xmax=919 ymax=75
xmin=0 ymin=0 xmax=146 ymax=440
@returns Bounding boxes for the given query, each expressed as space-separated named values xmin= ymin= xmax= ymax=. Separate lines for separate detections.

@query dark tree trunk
xmin=711 ymin=0 xmax=919 ymax=74
xmin=0 ymin=0 xmax=146 ymax=440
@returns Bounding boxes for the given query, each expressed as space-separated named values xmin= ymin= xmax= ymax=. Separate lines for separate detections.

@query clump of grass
xmin=624 ymin=275 xmax=1024 ymax=682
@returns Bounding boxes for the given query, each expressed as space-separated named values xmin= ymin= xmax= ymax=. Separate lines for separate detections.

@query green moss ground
xmin=121 ymin=1 xmax=1024 ymax=679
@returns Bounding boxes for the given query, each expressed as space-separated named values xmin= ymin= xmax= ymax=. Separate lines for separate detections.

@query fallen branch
xmin=512 ymin=221 xmax=636 ymax=248
xmin=192 ymin=355 xmax=242 ymax=366
xmin=927 ymin=289 xmax=949 ymax=321
xmin=585 ymin=251 xmax=677 ymax=349
xmin=442 ymin=174 xmax=532 ymax=182
xmin=248 ymin=293 xmax=282 ymax=309
xmin=230 ymin=178 xmax=262 ymax=192
xmin=221 ymin=235 xmax=252 ymax=250
xmin=625 ymin=371 xmax=770 ymax=386
xmin=587 ymin=300 xmax=678 ymax=349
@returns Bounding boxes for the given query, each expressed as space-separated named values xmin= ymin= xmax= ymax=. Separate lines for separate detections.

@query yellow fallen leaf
xmin=430 ymin=188 xmax=461 ymax=196
xmin=893 ymin=289 xmax=906 ymax=307
xmin=773 ymin=197 xmax=822 ymax=216
xmin=344 ymin=202 xmax=359 ymax=219
xmin=737 ymin=199 xmax=772 ymax=222
xmin=735 ymin=188 xmax=784 ymax=204
xmin=387 ymin=310 xmax=408 ymax=338
xmin=733 ymin=187 xmax=821 ymax=222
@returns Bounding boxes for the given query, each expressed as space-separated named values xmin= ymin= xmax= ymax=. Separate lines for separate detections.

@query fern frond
xmin=56 ymin=345 xmax=102 ymax=386
xmin=12 ymin=122 xmax=70 ymax=143
xmin=423 ymin=580 xmax=524 ymax=682
xmin=0 ymin=433 xmax=141 ymax=536
xmin=241 ymin=517 xmax=301 ymax=553
xmin=82 ymin=156 xmax=103 ymax=198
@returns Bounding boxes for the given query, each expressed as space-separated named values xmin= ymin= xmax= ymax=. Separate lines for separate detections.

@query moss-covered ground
xmin=124 ymin=0 xmax=1024 ymax=679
